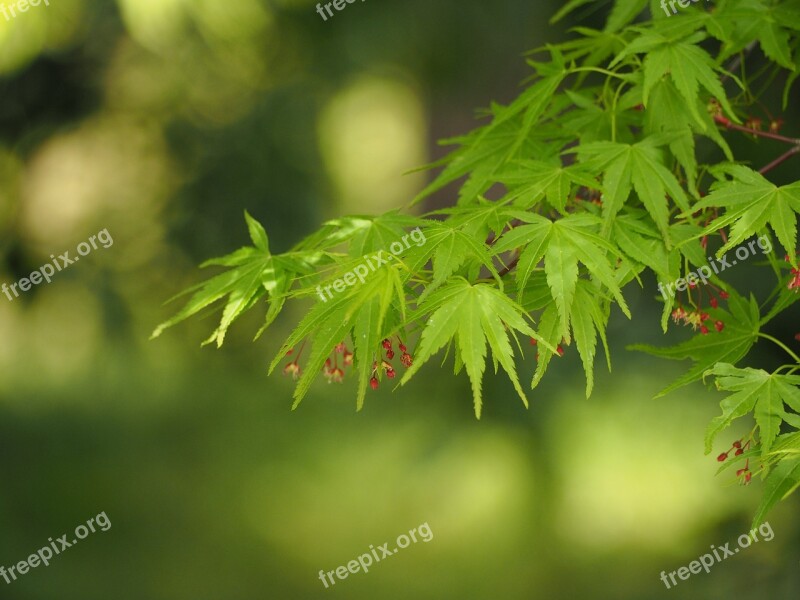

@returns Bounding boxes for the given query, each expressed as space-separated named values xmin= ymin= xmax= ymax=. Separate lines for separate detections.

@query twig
xmin=759 ymin=146 xmax=800 ymax=175
xmin=486 ymin=219 xmax=523 ymax=246
xmin=714 ymin=115 xmax=800 ymax=145
xmin=498 ymin=255 xmax=520 ymax=278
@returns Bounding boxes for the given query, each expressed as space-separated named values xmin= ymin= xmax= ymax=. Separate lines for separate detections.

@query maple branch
xmin=486 ymin=219 xmax=523 ymax=247
xmin=498 ymin=254 xmax=519 ymax=277
xmin=714 ymin=115 xmax=800 ymax=145
xmin=490 ymin=220 xmax=523 ymax=278
xmin=759 ymin=146 xmax=800 ymax=175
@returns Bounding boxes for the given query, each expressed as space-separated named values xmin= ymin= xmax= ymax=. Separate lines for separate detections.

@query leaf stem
xmin=569 ymin=67 xmax=632 ymax=81
xmin=757 ymin=332 xmax=800 ymax=364
xmin=720 ymin=41 xmax=757 ymax=84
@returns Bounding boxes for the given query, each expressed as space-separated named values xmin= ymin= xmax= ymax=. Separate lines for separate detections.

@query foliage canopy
xmin=154 ymin=0 xmax=800 ymax=525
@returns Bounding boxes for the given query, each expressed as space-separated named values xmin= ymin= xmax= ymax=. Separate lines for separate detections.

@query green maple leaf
xmin=152 ymin=211 xmax=314 ymax=346
xmin=703 ymin=363 xmax=800 ymax=455
xmin=529 ymin=276 xmax=613 ymax=397
xmin=570 ymin=279 xmax=612 ymax=397
xmin=613 ymin=211 xmax=674 ymax=284
xmin=429 ymin=200 xmax=517 ymax=241
xmin=612 ymin=211 xmax=682 ymax=330
xmin=400 ymin=279 xmax=549 ymax=418
xmin=505 ymin=49 xmax=567 ymax=158
xmin=714 ymin=0 xmax=800 ymax=71
xmin=630 ymin=292 xmax=761 ymax=396
xmin=752 ymin=456 xmax=800 ymax=528
xmin=612 ymin=31 xmax=736 ymax=129
xmin=497 ymin=159 xmax=599 ymax=212
xmin=493 ymin=213 xmax=630 ymax=343
xmin=292 ymin=212 xmax=423 ymax=255
xmin=643 ymin=78 xmax=733 ymax=194
xmin=412 ymin=119 xmax=557 ymax=207
xmin=575 ymin=135 xmax=691 ymax=246
xmin=351 ymin=269 xmax=406 ymax=410
xmin=347 ymin=212 xmax=427 ymax=257
xmin=412 ymin=222 xmax=501 ymax=302
xmin=691 ymin=165 xmax=800 ymax=265
xmin=556 ymin=27 xmax=624 ymax=70
xmin=268 ymin=260 xmax=406 ymax=410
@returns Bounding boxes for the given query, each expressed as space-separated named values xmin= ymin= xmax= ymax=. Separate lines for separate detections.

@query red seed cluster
xmin=769 ymin=118 xmax=784 ymax=133
xmin=283 ymin=337 xmax=415 ymax=390
xmin=370 ymin=337 xmax=414 ymax=390
xmin=736 ymin=467 xmax=752 ymax=484
xmin=717 ymin=437 xmax=753 ymax=485
xmin=532 ymin=338 xmax=567 ymax=361
xmin=670 ymin=284 xmax=729 ymax=335
xmin=283 ymin=361 xmax=301 ymax=380
xmin=282 ymin=341 xmax=307 ymax=380
xmin=786 ymin=254 xmax=800 ymax=292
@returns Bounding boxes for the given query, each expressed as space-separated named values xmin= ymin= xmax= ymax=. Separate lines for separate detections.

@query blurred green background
xmin=0 ymin=0 xmax=798 ymax=598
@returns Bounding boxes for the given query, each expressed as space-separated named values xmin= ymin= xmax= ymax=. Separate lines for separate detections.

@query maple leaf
xmin=752 ymin=455 xmax=800 ymax=527
xmin=611 ymin=30 xmax=737 ymax=129
xmin=428 ymin=200 xmax=518 ymax=244
xmin=410 ymin=222 xmax=502 ymax=302
xmin=493 ymin=213 xmax=630 ymax=343
xmin=400 ymin=280 xmax=551 ymax=418
xmin=575 ymin=135 xmax=692 ymax=246
xmin=643 ymin=78 xmax=733 ymax=194
xmin=151 ymin=211 xmax=314 ymax=347
xmin=497 ymin=159 xmax=599 ymax=212
xmin=703 ymin=363 xmax=800 ymax=455
xmin=560 ymin=88 xmax=641 ymax=145
xmin=293 ymin=212 xmax=423 ymax=255
xmin=554 ymin=27 xmax=624 ymax=70
xmin=712 ymin=0 xmax=800 ymax=70
xmin=691 ymin=165 xmax=800 ymax=265
xmin=570 ymin=280 xmax=612 ymax=397
xmin=268 ymin=259 xmax=407 ymax=410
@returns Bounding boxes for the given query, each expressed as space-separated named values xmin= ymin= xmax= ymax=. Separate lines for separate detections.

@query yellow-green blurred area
xmin=0 ymin=0 xmax=798 ymax=598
